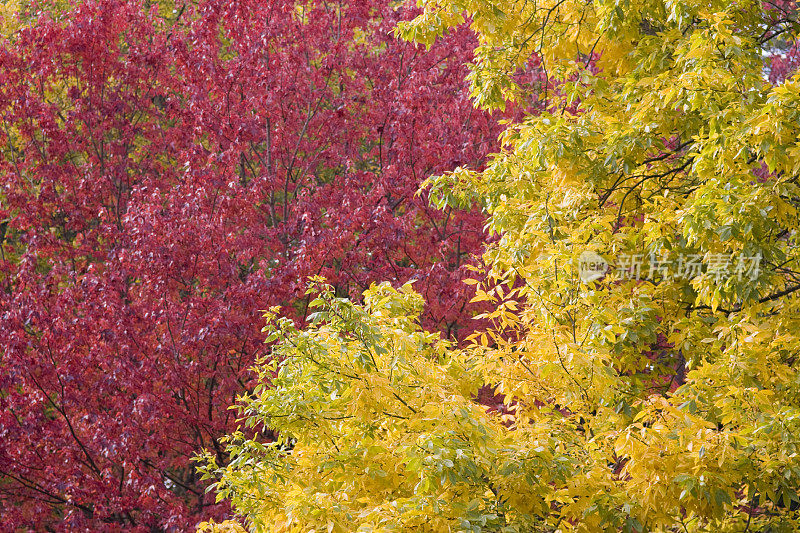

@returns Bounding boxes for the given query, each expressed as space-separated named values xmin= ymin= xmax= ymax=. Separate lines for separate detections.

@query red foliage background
xmin=0 ymin=0 xmax=503 ymax=529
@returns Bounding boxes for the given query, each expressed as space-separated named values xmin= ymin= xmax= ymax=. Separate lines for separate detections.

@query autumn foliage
xmin=0 ymin=0 xmax=503 ymax=529
xmin=8 ymin=0 xmax=800 ymax=530
xmin=203 ymin=0 xmax=800 ymax=532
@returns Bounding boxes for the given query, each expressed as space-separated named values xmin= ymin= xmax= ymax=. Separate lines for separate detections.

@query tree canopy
xmin=0 ymin=0 xmax=501 ymax=529
xmin=202 ymin=0 xmax=800 ymax=531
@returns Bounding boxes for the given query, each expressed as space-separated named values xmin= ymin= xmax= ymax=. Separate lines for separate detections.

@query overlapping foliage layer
xmin=0 ymin=0 xmax=503 ymax=529
xmin=204 ymin=0 xmax=800 ymax=531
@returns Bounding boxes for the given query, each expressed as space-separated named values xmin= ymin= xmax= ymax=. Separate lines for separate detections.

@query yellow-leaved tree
xmin=199 ymin=0 xmax=800 ymax=531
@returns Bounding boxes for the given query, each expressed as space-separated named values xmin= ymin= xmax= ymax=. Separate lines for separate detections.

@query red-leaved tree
xmin=0 ymin=0 xmax=503 ymax=529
